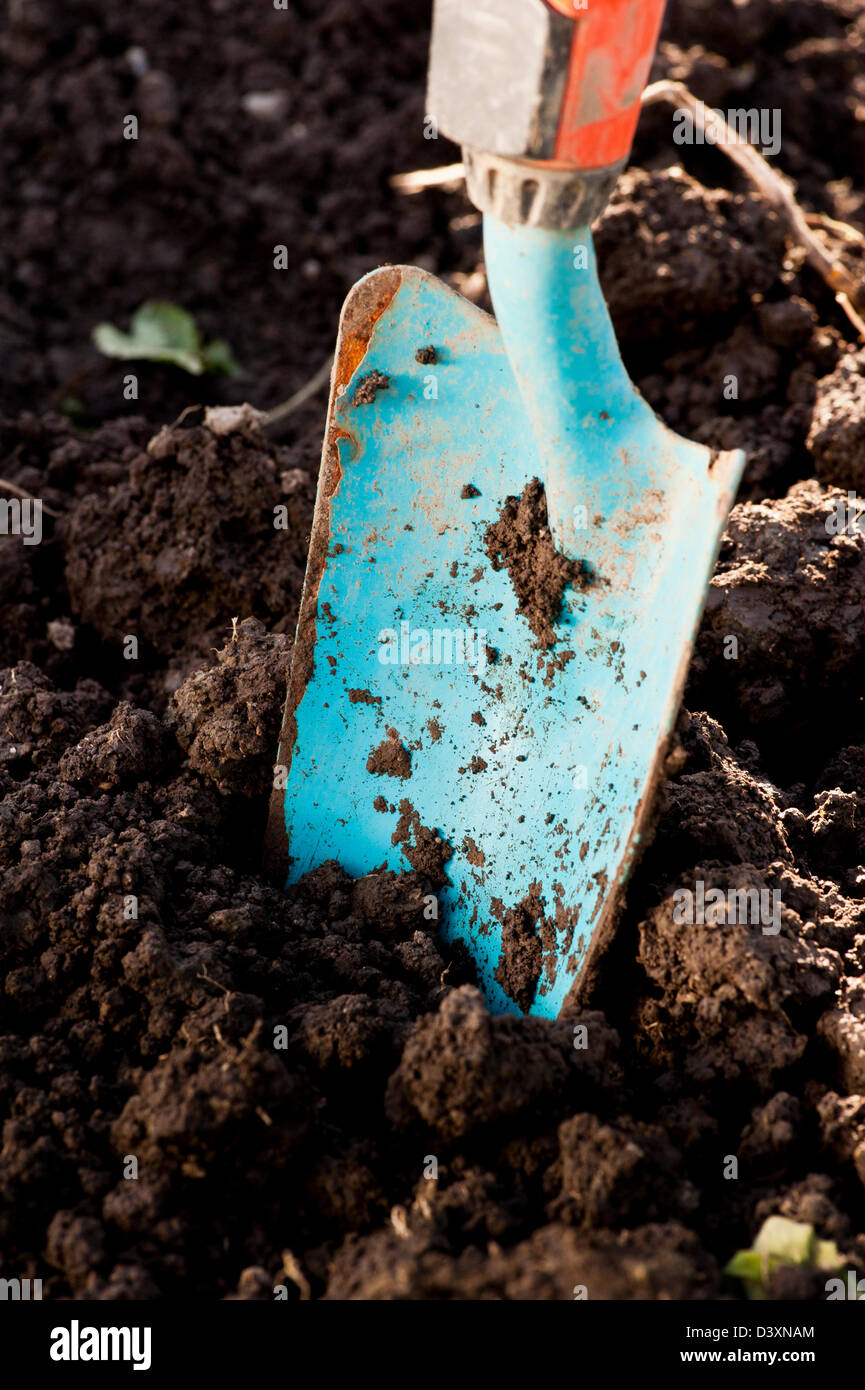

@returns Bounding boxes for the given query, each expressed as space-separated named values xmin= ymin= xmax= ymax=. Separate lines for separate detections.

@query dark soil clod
xmin=390 ymin=798 xmax=453 ymax=886
xmin=353 ymin=370 xmax=391 ymax=405
xmin=484 ymin=478 xmax=592 ymax=649
xmin=366 ymin=728 xmax=412 ymax=780
xmin=493 ymin=886 xmax=546 ymax=1012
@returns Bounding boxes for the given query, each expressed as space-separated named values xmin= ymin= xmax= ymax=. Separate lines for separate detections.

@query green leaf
xmin=723 ymin=1250 xmax=766 ymax=1300
xmin=753 ymin=1215 xmax=815 ymax=1267
xmin=59 ymin=394 xmax=86 ymax=420
xmin=815 ymin=1237 xmax=843 ymax=1272
xmin=724 ymin=1251 xmax=763 ymax=1280
xmin=725 ymin=1217 xmax=844 ymax=1300
xmin=92 ymin=300 xmax=241 ymax=377
xmin=200 ymin=336 xmax=243 ymax=378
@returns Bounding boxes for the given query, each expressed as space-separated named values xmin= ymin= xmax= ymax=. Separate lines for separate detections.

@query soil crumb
xmin=461 ymin=484 xmax=480 ymax=499
xmin=353 ymin=371 xmax=391 ymax=405
xmin=463 ymin=836 xmax=485 ymax=867
xmin=366 ymin=728 xmax=411 ymax=780
xmin=64 ymin=421 xmax=311 ymax=669
xmin=415 ymin=346 xmax=437 ymax=365
xmin=168 ymin=618 xmax=289 ymax=798
xmin=391 ymin=798 xmax=453 ymax=886
xmin=484 ymin=478 xmax=590 ymax=649
xmin=494 ymin=885 xmax=546 ymax=1012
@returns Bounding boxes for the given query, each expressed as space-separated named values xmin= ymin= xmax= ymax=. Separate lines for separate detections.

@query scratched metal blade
xmin=266 ymin=259 xmax=743 ymax=1017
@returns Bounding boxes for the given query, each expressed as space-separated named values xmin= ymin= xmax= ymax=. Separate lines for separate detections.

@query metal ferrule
xmin=462 ymin=148 xmax=625 ymax=229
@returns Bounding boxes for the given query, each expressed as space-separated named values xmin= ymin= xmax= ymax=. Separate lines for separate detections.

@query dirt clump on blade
xmin=353 ymin=371 xmax=391 ymax=405
xmin=366 ymin=729 xmax=412 ymax=781
xmin=493 ymin=887 xmax=546 ymax=1013
xmin=390 ymin=799 xmax=453 ymax=887
xmin=484 ymin=478 xmax=591 ymax=649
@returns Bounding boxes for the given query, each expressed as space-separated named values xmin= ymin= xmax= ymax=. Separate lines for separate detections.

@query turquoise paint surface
xmin=280 ymin=224 xmax=744 ymax=1017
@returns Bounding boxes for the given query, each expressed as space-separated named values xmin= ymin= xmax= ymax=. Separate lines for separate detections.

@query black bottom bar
xmin=0 ymin=1297 xmax=853 ymax=1378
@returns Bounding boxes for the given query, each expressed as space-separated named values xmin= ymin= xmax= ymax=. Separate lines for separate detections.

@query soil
xmin=390 ymin=800 xmax=453 ymax=888
xmin=484 ymin=478 xmax=592 ymax=649
xmin=366 ymin=730 xmax=412 ymax=782
xmin=493 ymin=887 xmax=547 ymax=1015
xmin=2 ymin=0 xmax=865 ymax=1302
xmin=352 ymin=371 xmax=391 ymax=407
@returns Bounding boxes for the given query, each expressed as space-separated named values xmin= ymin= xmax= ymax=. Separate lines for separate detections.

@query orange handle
xmin=544 ymin=0 xmax=666 ymax=169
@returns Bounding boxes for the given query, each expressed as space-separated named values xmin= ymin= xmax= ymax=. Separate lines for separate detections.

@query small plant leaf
xmin=92 ymin=300 xmax=241 ymax=377
xmin=200 ymin=336 xmax=243 ymax=378
xmin=725 ymin=1216 xmax=844 ymax=1299
xmin=724 ymin=1250 xmax=763 ymax=1280
xmin=815 ymin=1238 xmax=844 ymax=1272
xmin=753 ymin=1215 xmax=815 ymax=1266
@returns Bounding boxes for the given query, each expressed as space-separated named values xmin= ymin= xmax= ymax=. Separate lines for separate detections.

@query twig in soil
xmin=169 ymin=402 xmax=204 ymax=429
xmin=390 ymin=1205 xmax=411 ymax=1239
xmin=805 ymin=211 xmax=865 ymax=250
xmin=281 ymin=1251 xmax=311 ymax=1300
xmin=0 ymin=473 xmax=61 ymax=518
xmin=835 ymin=293 xmax=865 ymax=340
xmin=642 ymin=80 xmax=865 ymax=342
xmin=390 ymin=161 xmax=465 ymax=194
xmin=262 ymin=355 xmax=334 ymax=428
xmin=196 ymin=970 xmax=231 ymax=1009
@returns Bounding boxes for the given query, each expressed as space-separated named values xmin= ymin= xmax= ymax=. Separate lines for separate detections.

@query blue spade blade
xmin=266 ymin=225 xmax=744 ymax=1018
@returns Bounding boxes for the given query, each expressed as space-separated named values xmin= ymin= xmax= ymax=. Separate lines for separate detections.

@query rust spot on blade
xmin=334 ymin=269 xmax=403 ymax=393
xmin=325 ymin=427 xmax=356 ymax=499
xmin=263 ymin=267 xmax=403 ymax=881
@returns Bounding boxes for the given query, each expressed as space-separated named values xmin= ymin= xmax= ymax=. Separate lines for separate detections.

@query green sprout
xmin=92 ymin=300 xmax=241 ymax=377
xmin=725 ymin=1216 xmax=843 ymax=1299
